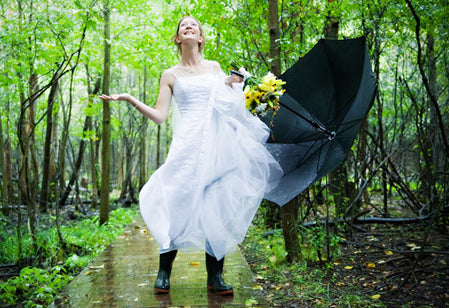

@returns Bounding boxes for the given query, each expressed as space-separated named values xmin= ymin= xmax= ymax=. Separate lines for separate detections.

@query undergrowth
xmin=0 ymin=206 xmax=138 ymax=307
xmin=240 ymin=212 xmax=385 ymax=307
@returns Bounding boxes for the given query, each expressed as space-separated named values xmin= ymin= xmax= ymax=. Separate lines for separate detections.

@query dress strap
xmin=208 ymin=61 xmax=214 ymax=74
xmin=168 ymin=68 xmax=178 ymax=79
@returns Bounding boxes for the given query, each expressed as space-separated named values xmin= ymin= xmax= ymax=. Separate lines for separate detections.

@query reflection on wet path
xmin=50 ymin=214 xmax=267 ymax=307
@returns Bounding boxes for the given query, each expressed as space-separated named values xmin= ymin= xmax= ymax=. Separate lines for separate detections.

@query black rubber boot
xmin=154 ymin=250 xmax=177 ymax=293
xmin=206 ymin=253 xmax=234 ymax=295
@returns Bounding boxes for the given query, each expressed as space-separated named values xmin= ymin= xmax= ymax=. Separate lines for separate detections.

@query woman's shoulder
xmin=160 ymin=68 xmax=177 ymax=87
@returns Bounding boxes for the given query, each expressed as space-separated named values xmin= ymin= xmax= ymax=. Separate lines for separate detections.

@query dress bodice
xmin=172 ymin=74 xmax=215 ymax=116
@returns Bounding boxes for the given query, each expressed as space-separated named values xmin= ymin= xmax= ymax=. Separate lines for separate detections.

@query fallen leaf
xmin=85 ymin=270 xmax=93 ymax=275
xmin=246 ymin=298 xmax=258 ymax=306
xmin=344 ymin=266 xmax=353 ymax=270
xmin=371 ymin=294 xmax=381 ymax=300
xmin=384 ymin=250 xmax=393 ymax=255
xmin=366 ymin=263 xmax=376 ymax=268
xmin=189 ymin=261 xmax=200 ymax=267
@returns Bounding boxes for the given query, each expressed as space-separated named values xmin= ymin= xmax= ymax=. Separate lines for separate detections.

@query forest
xmin=0 ymin=0 xmax=448 ymax=306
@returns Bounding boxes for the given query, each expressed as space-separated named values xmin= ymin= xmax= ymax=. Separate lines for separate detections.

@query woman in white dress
xmin=100 ymin=16 xmax=283 ymax=295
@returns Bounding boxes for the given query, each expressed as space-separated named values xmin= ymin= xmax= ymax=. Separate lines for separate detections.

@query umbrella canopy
xmin=263 ymin=36 xmax=377 ymax=206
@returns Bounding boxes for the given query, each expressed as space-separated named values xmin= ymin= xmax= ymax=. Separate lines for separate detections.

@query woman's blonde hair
xmin=173 ymin=16 xmax=205 ymax=55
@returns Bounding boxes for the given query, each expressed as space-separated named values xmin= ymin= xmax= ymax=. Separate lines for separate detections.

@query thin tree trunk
xmin=100 ymin=0 xmax=112 ymax=226
xmin=86 ymin=66 xmax=100 ymax=208
xmin=268 ymin=0 xmax=281 ymax=77
xmin=0 ymin=111 xmax=7 ymax=214
xmin=57 ymin=69 xmax=76 ymax=206
xmin=27 ymin=72 xmax=39 ymax=253
xmin=118 ymin=135 xmax=124 ymax=191
xmin=323 ymin=0 xmax=347 ymax=220
xmin=59 ymin=71 xmax=100 ymax=207
xmin=156 ymin=125 xmax=161 ymax=168
xmin=405 ymin=0 xmax=449 ymax=155
xmin=90 ymin=128 xmax=99 ymax=208
xmin=40 ymin=77 xmax=59 ymax=211
xmin=426 ymin=32 xmax=439 ymax=208
xmin=268 ymin=0 xmax=300 ymax=263
xmin=2 ymin=103 xmax=13 ymax=207
xmin=139 ymin=65 xmax=148 ymax=190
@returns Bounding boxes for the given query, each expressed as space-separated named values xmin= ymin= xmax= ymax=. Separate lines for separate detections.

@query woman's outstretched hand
xmin=99 ymin=94 xmax=131 ymax=102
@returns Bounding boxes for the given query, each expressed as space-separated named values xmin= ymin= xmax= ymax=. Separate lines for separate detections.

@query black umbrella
xmin=263 ymin=36 xmax=377 ymax=206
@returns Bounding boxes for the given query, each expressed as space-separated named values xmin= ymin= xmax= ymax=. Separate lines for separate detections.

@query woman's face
xmin=176 ymin=17 xmax=203 ymax=46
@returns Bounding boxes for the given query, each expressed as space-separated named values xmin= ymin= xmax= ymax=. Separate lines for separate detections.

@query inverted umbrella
xmin=263 ymin=36 xmax=377 ymax=206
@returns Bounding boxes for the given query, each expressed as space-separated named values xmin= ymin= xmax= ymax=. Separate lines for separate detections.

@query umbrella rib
xmin=279 ymin=101 xmax=336 ymax=139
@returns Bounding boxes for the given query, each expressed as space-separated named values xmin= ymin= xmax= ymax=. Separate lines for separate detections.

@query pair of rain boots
xmin=153 ymin=250 xmax=233 ymax=295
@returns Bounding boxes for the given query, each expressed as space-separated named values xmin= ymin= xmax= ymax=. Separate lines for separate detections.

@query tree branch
xmin=404 ymin=0 xmax=449 ymax=154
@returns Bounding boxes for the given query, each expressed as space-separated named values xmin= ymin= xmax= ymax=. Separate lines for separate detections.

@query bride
xmin=99 ymin=16 xmax=283 ymax=296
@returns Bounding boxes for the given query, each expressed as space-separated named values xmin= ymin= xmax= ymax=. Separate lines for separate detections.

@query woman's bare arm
xmin=99 ymin=69 xmax=175 ymax=125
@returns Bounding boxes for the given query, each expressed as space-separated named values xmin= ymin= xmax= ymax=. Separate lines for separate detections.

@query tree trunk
xmin=100 ymin=0 xmax=112 ymax=226
xmin=57 ymin=69 xmax=76 ymax=207
xmin=268 ymin=0 xmax=300 ymax=263
xmin=1 ymin=103 xmax=13 ymax=209
xmin=118 ymin=135 xmax=124 ymax=191
xmin=139 ymin=65 xmax=148 ymax=190
xmin=372 ymin=34 xmax=388 ymax=217
xmin=90 ymin=128 xmax=99 ymax=208
xmin=280 ymin=197 xmax=301 ymax=263
xmin=59 ymin=73 xmax=100 ymax=207
xmin=268 ymin=0 xmax=281 ymax=77
xmin=85 ymin=66 xmax=100 ymax=208
xmin=0 ymin=111 xmax=7 ymax=214
xmin=323 ymin=0 xmax=347 ymax=219
xmin=425 ymin=32 xmax=439 ymax=209
xmin=40 ymin=77 xmax=59 ymax=211
xmin=156 ymin=125 xmax=161 ymax=168
xmin=323 ymin=0 xmax=339 ymax=39
xmin=27 ymin=72 xmax=39 ymax=253
xmin=405 ymin=0 xmax=449 ymax=155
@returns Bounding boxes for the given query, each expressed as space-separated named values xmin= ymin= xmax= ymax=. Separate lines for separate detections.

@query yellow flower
xmin=258 ymin=83 xmax=271 ymax=92
xmin=254 ymin=90 xmax=263 ymax=102
xmin=274 ymin=79 xmax=286 ymax=86
xmin=262 ymin=72 xmax=276 ymax=85
xmin=244 ymin=87 xmax=254 ymax=109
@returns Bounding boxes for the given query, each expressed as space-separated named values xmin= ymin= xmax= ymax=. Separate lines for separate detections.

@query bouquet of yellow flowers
xmin=243 ymin=72 xmax=286 ymax=117
xmin=230 ymin=62 xmax=286 ymax=117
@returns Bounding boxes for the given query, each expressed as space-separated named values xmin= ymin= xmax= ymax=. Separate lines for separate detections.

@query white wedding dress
xmin=139 ymin=68 xmax=283 ymax=260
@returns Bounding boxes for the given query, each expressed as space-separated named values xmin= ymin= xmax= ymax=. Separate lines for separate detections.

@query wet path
xmin=50 ymin=214 xmax=267 ymax=307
